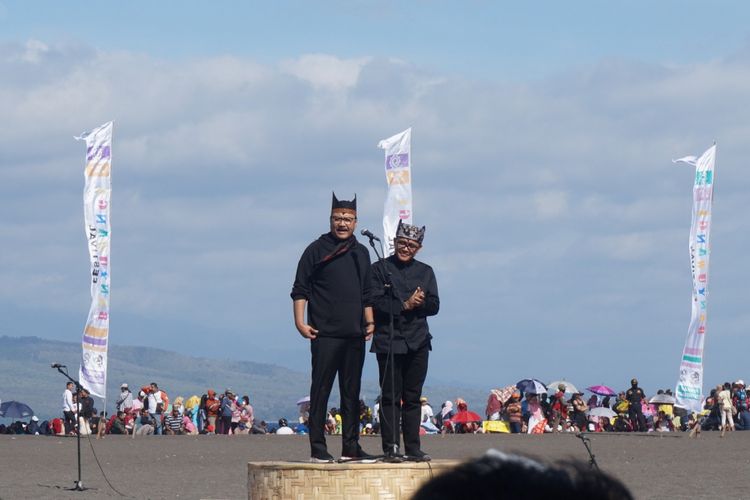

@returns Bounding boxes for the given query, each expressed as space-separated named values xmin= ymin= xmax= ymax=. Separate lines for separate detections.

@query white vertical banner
xmin=674 ymin=144 xmax=716 ymax=414
xmin=378 ymin=127 xmax=412 ymax=255
xmin=75 ymin=121 xmax=113 ymax=399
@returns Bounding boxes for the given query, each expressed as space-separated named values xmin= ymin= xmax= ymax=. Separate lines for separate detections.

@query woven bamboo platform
xmin=247 ymin=460 xmax=459 ymax=500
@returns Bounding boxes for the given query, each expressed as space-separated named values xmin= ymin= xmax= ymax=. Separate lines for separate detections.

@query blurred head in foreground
xmin=411 ymin=449 xmax=632 ymax=500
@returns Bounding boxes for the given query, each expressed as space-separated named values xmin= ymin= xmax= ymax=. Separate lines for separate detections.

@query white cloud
xmin=279 ymin=53 xmax=370 ymax=90
xmin=16 ymin=39 xmax=49 ymax=63
xmin=533 ymin=190 xmax=569 ymax=219
xmin=2 ymin=40 xmax=750 ymax=387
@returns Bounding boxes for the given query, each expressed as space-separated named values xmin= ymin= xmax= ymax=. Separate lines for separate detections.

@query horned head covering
xmin=331 ymin=192 xmax=357 ymax=213
xmin=396 ymin=219 xmax=425 ymax=244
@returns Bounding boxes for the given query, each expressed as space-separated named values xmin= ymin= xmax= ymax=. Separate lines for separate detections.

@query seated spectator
xmin=276 ymin=418 xmax=294 ymax=435
xmin=359 ymin=399 xmax=373 ymax=432
xmin=95 ymin=411 xmax=108 ymax=439
xmin=485 ymin=391 xmax=503 ymax=421
xmin=26 ymin=416 xmax=40 ymax=435
xmin=182 ymin=412 xmax=198 ymax=435
xmin=136 ymin=409 xmax=155 ymax=436
xmin=39 ymin=420 xmax=51 ymax=435
xmin=655 ymin=411 xmax=674 ymax=432
xmin=252 ymin=420 xmax=268 ymax=435
xmin=526 ymin=394 xmax=546 ymax=434
xmin=104 ymin=412 xmax=128 ymax=435
xmin=436 ymin=401 xmax=454 ymax=432
xmin=164 ymin=408 xmax=184 ymax=435
xmin=421 ymin=397 xmax=439 ymax=433
xmin=49 ymin=418 xmax=65 ymax=436
xmin=325 ymin=408 xmax=337 ymax=435
xmin=450 ymin=398 xmax=481 ymax=434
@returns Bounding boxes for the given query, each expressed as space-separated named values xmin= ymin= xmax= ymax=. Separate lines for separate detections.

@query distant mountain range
xmin=0 ymin=336 xmax=487 ymax=421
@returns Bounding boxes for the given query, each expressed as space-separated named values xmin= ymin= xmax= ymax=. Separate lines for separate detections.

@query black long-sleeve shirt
xmin=370 ymin=255 xmax=439 ymax=354
xmin=291 ymin=233 xmax=373 ymax=338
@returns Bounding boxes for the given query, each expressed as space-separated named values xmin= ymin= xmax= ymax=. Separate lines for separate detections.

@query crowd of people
xmin=3 ymin=376 xmax=746 ymax=440
xmin=433 ymin=377 xmax=750 ymax=437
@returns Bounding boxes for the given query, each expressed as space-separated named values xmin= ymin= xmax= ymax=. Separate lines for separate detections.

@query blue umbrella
xmin=516 ymin=379 xmax=547 ymax=395
xmin=0 ymin=401 xmax=34 ymax=419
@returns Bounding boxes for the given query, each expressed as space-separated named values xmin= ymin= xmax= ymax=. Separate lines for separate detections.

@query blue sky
xmin=2 ymin=1 xmax=750 ymax=398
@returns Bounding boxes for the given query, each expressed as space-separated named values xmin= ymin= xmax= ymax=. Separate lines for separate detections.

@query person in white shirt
xmin=115 ymin=383 xmax=133 ymax=414
xmin=420 ymin=397 xmax=439 ymax=433
xmin=147 ymin=382 xmax=164 ymax=435
xmin=62 ymin=382 xmax=76 ymax=435
xmin=420 ymin=397 xmax=434 ymax=424
xmin=276 ymin=418 xmax=294 ymax=435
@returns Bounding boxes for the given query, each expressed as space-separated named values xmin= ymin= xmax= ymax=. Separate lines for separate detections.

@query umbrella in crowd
xmin=649 ymin=394 xmax=677 ymax=405
xmin=588 ymin=407 xmax=617 ymax=419
xmin=586 ymin=385 xmax=617 ymax=397
xmin=495 ymin=385 xmax=518 ymax=404
xmin=547 ymin=381 xmax=579 ymax=394
xmin=0 ymin=401 xmax=34 ymax=419
xmin=516 ymin=379 xmax=547 ymax=395
xmin=450 ymin=409 xmax=483 ymax=424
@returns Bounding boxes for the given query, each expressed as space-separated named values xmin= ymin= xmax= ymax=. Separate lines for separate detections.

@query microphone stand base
xmin=67 ymin=481 xmax=89 ymax=492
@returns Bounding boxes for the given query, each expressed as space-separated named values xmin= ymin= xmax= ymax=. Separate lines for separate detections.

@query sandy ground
xmin=0 ymin=431 xmax=748 ymax=499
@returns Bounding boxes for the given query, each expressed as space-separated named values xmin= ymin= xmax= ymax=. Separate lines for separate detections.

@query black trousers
xmin=309 ymin=337 xmax=365 ymax=457
xmin=377 ymin=345 xmax=429 ymax=455
xmin=628 ymin=403 xmax=646 ymax=431
xmin=63 ymin=411 xmax=76 ymax=434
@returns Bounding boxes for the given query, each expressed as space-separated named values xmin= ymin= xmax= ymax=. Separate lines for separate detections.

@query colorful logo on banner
xmin=674 ymin=144 xmax=716 ymax=413
xmin=75 ymin=121 xmax=113 ymax=399
xmin=378 ymin=128 xmax=413 ymax=255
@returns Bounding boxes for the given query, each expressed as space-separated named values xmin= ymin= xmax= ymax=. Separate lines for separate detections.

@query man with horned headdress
xmin=370 ymin=220 xmax=439 ymax=462
xmin=291 ymin=193 xmax=376 ymax=463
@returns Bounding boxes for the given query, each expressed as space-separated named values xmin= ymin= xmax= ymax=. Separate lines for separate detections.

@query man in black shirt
xmin=291 ymin=193 xmax=375 ymax=463
xmin=626 ymin=378 xmax=646 ymax=431
xmin=371 ymin=220 xmax=439 ymax=461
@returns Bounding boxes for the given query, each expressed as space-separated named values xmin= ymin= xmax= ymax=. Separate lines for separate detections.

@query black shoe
xmin=339 ymin=448 xmax=377 ymax=463
xmin=382 ymin=450 xmax=405 ymax=463
xmin=310 ymin=451 xmax=335 ymax=463
xmin=404 ymin=450 xmax=431 ymax=462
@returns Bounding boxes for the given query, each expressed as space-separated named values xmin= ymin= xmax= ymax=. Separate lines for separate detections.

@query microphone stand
xmin=54 ymin=366 xmax=88 ymax=491
xmin=366 ymin=234 xmax=401 ymax=460
xmin=576 ymin=432 xmax=599 ymax=470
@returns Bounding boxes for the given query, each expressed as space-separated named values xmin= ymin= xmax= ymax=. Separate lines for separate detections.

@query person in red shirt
xmin=204 ymin=389 xmax=221 ymax=432
xmin=550 ymin=384 xmax=568 ymax=433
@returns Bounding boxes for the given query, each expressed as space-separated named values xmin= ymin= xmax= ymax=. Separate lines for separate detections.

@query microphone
xmin=360 ymin=229 xmax=381 ymax=242
xmin=51 ymin=363 xmax=66 ymax=369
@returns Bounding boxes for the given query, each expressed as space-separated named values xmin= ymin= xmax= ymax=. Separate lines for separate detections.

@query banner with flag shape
xmin=378 ymin=128 xmax=412 ymax=255
xmin=74 ymin=121 xmax=113 ymax=399
xmin=673 ymin=144 xmax=716 ymax=413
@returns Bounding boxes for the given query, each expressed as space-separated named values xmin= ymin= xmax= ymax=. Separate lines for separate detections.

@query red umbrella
xmin=450 ymin=410 xmax=483 ymax=424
